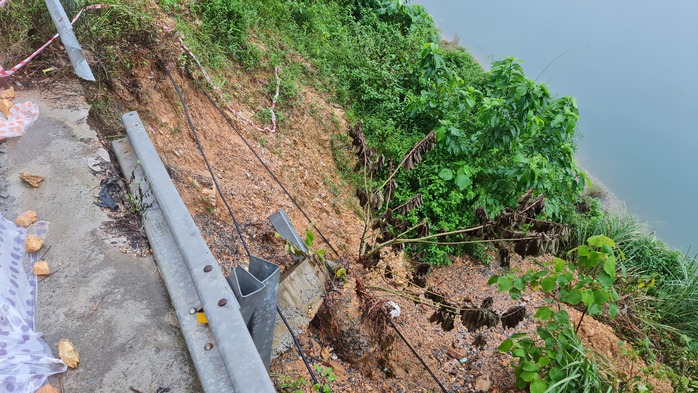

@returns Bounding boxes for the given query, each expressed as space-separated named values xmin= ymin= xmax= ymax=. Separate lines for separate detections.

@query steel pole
xmin=44 ymin=0 xmax=95 ymax=81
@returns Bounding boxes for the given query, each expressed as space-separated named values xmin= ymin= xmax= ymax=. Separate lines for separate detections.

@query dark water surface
xmin=418 ymin=0 xmax=698 ymax=251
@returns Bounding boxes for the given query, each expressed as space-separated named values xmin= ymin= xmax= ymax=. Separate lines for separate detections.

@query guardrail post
xmin=269 ymin=210 xmax=308 ymax=256
xmin=228 ymin=256 xmax=280 ymax=370
xmin=44 ymin=0 xmax=95 ymax=81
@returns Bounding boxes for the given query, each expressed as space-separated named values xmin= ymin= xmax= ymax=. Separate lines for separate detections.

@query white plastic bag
xmin=0 ymin=215 xmax=66 ymax=392
xmin=0 ymin=101 xmax=40 ymax=140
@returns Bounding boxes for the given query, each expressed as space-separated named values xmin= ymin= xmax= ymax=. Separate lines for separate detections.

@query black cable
xmin=277 ymin=306 xmax=320 ymax=385
xmin=159 ymin=60 xmax=251 ymax=257
xmin=387 ymin=317 xmax=449 ymax=393
xmin=160 ymin=60 xmax=319 ymax=385
xmin=191 ymin=77 xmax=342 ymax=259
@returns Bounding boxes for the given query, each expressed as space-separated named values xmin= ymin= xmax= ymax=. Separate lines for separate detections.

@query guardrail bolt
xmin=218 ymin=298 xmax=227 ymax=307
xmin=204 ymin=343 xmax=214 ymax=351
xmin=203 ymin=264 xmax=212 ymax=272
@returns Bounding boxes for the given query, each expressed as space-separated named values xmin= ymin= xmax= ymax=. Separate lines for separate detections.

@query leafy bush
xmin=386 ymin=55 xmax=587 ymax=263
xmin=491 ymin=235 xmax=622 ymax=392
xmin=408 ymin=55 xmax=586 ymax=218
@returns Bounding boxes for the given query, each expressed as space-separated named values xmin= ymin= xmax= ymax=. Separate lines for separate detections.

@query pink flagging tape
xmin=2 ymin=2 xmax=280 ymax=133
xmin=0 ymin=101 xmax=40 ymax=140
xmin=0 ymin=4 xmax=114 ymax=78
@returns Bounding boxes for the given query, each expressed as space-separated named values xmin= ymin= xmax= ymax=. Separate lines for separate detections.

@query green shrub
xmin=491 ymin=235 xmax=622 ymax=392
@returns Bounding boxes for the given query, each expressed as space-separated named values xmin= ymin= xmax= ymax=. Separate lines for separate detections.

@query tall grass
xmin=568 ymin=213 xmax=686 ymax=276
xmin=0 ymin=0 xmax=53 ymax=64
xmin=566 ymin=210 xmax=698 ymax=378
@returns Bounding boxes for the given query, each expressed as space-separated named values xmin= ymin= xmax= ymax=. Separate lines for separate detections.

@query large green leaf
xmin=604 ymin=255 xmax=616 ymax=276
xmin=455 ymin=172 xmax=471 ymax=190
xmin=598 ymin=271 xmax=615 ymax=289
xmin=534 ymin=306 xmax=554 ymax=321
xmin=553 ymin=257 xmax=567 ymax=272
xmin=538 ymin=356 xmax=551 ymax=367
xmin=593 ymin=289 xmax=610 ymax=304
xmin=556 ymin=273 xmax=571 ymax=286
xmin=498 ymin=276 xmax=514 ymax=292
xmin=588 ymin=302 xmax=603 ymax=315
xmin=520 ymin=371 xmax=537 ymax=383
xmin=587 ymin=235 xmax=615 ymax=248
xmin=576 ymin=245 xmax=590 ymax=257
xmin=530 ymin=379 xmax=548 ymax=393
xmin=521 ymin=361 xmax=539 ymax=372
xmin=581 ymin=289 xmax=595 ymax=307
xmin=559 ymin=288 xmax=581 ymax=305
xmin=541 ymin=276 xmax=557 ymax=292
xmin=509 ymin=287 xmax=522 ymax=300
xmin=499 ymin=339 xmax=514 ymax=352
xmin=438 ymin=168 xmax=453 ymax=180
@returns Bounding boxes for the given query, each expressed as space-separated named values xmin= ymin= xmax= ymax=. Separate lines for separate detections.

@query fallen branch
xmin=363 ymin=230 xmax=522 ymax=261
xmin=378 ymin=131 xmax=436 ymax=190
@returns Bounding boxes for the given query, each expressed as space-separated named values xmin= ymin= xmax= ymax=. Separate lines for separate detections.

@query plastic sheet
xmin=0 ymin=215 xmax=66 ymax=392
xmin=0 ymin=102 xmax=39 ymax=140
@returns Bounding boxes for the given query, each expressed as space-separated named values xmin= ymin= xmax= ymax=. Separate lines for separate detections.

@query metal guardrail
xmin=119 ymin=112 xmax=275 ymax=393
xmin=113 ymin=137 xmax=235 ymax=392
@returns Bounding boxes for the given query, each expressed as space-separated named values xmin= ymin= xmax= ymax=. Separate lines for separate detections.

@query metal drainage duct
xmin=115 ymin=112 xmax=276 ymax=392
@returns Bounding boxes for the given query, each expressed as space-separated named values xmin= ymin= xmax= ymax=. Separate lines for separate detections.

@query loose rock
xmin=447 ymin=348 xmax=464 ymax=360
xmin=581 ymin=325 xmax=595 ymax=337
xmin=202 ymin=188 xmax=217 ymax=207
xmin=0 ymin=87 xmax=16 ymax=100
xmin=25 ymin=234 xmax=43 ymax=253
xmin=19 ymin=172 xmax=44 ymax=188
xmin=0 ymin=98 xmax=12 ymax=117
xmin=474 ymin=375 xmax=491 ymax=392
xmin=58 ymin=339 xmax=80 ymax=368
xmin=14 ymin=210 xmax=38 ymax=227
xmin=33 ymin=260 xmax=51 ymax=276
xmin=35 ymin=384 xmax=58 ymax=393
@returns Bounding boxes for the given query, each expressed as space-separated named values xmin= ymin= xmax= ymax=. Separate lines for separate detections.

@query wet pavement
xmin=1 ymin=86 xmax=201 ymax=392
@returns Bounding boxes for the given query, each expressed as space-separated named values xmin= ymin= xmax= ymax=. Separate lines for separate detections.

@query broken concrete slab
xmin=273 ymin=258 xmax=326 ymax=358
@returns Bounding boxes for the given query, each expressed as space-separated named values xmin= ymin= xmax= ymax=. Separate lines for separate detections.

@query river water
xmin=417 ymin=0 xmax=698 ymax=251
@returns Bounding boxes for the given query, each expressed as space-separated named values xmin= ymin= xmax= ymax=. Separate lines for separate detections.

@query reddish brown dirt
xmin=271 ymin=251 xmax=673 ymax=392
xmin=104 ymin=59 xmax=365 ymax=274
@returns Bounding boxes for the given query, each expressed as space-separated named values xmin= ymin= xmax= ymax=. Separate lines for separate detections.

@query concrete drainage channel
xmin=112 ymin=112 xmax=303 ymax=392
